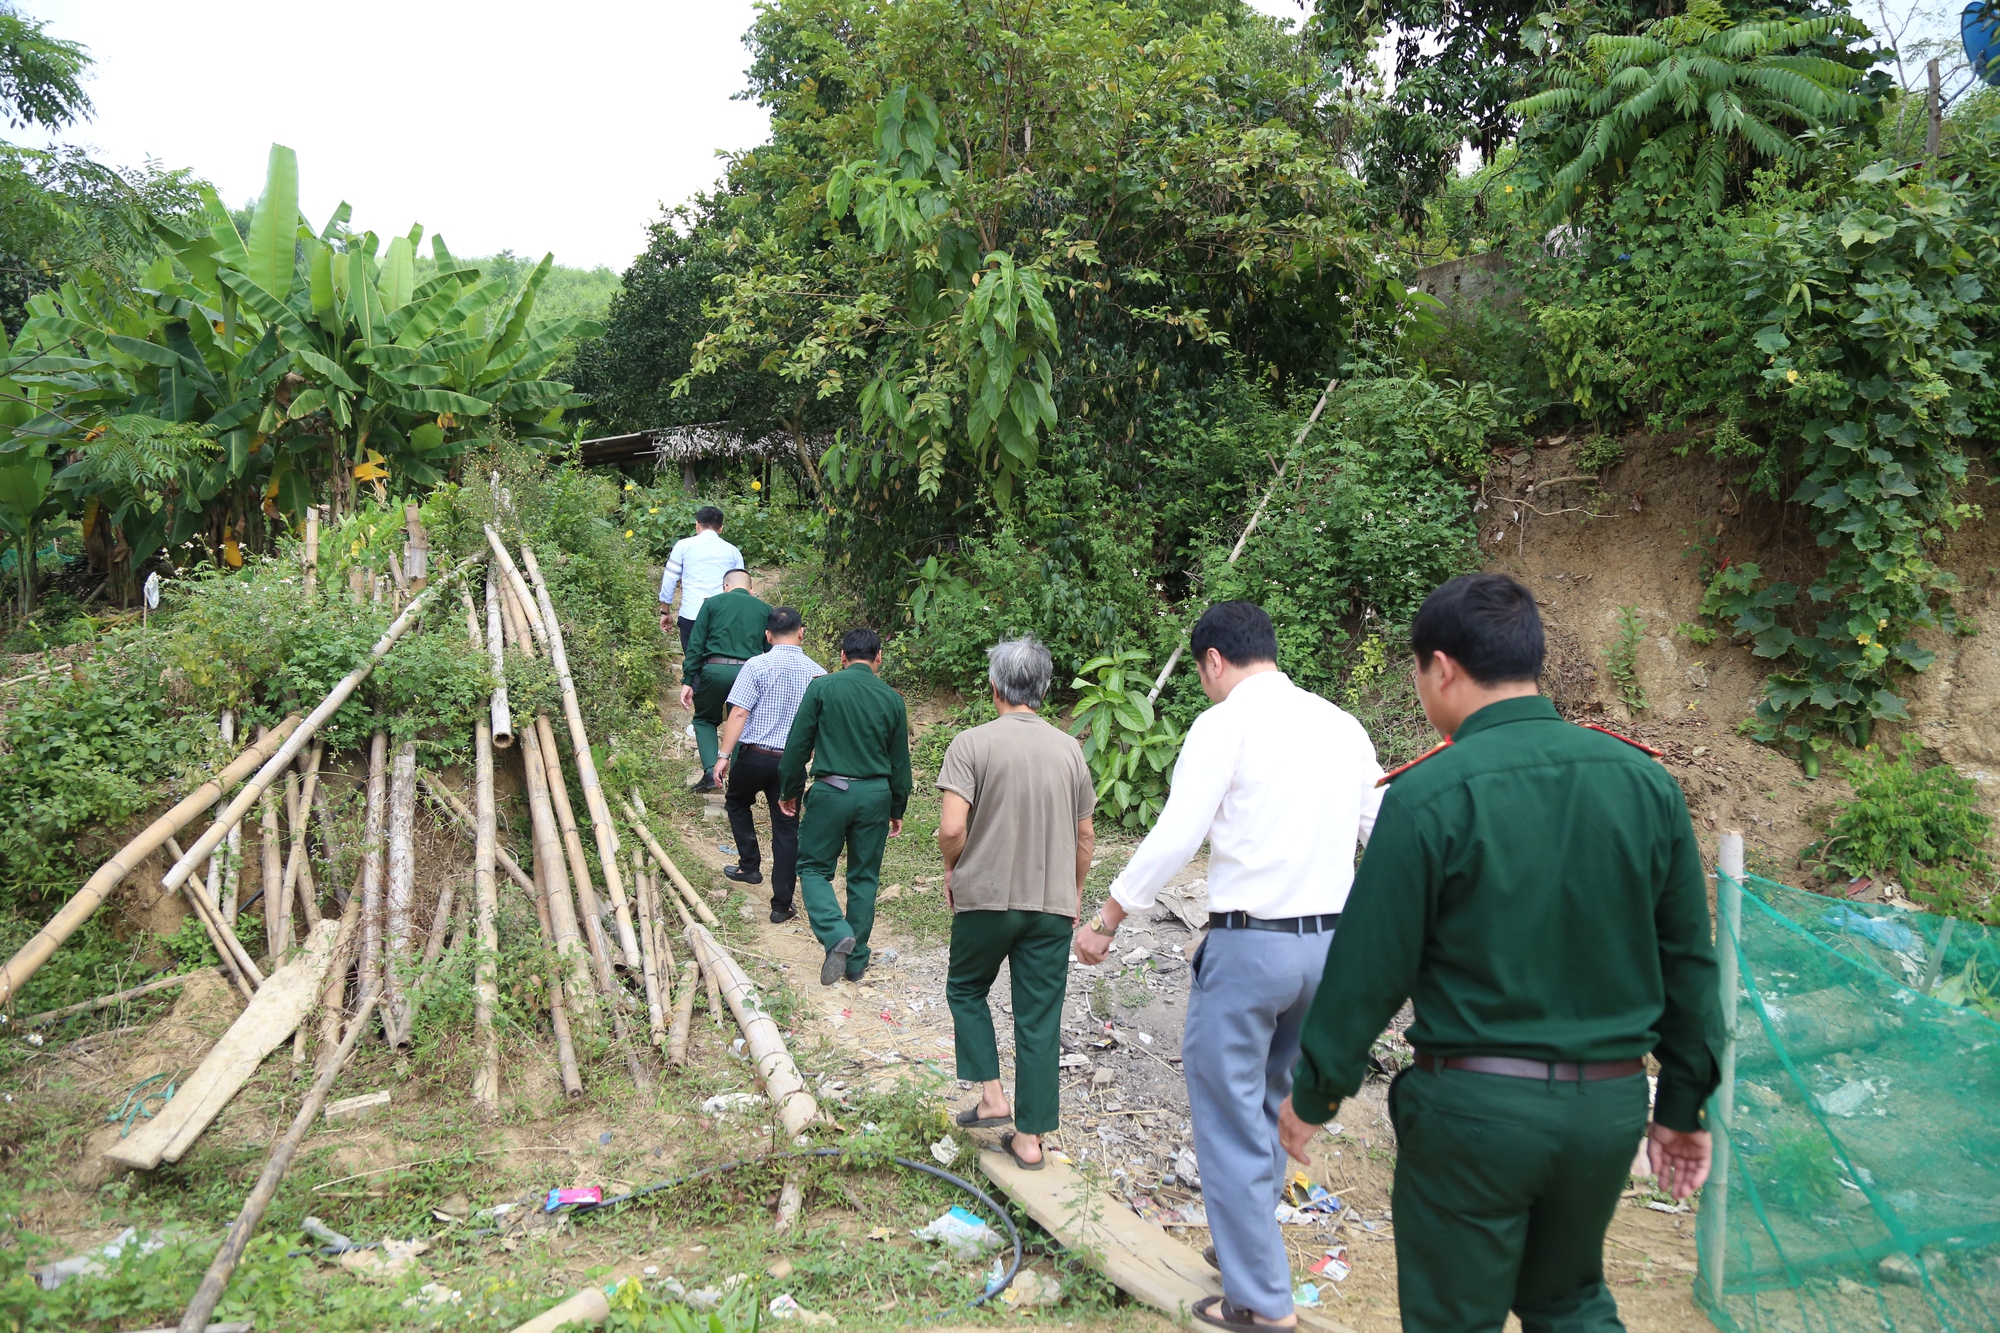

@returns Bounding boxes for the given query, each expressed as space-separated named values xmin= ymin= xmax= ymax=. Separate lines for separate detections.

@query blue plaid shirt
xmin=726 ymin=644 xmax=827 ymax=749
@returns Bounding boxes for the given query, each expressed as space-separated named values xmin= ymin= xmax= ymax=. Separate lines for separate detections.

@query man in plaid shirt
xmin=713 ymin=605 xmax=826 ymax=922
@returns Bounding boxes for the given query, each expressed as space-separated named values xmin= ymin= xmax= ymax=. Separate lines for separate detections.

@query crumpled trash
xmin=1293 ymin=1282 xmax=1321 ymax=1308
xmin=545 ymin=1186 xmax=603 ymax=1211
xmin=338 ymin=1237 xmax=428 ymax=1280
xmin=1815 ymin=1080 xmax=1877 ymax=1118
xmin=1821 ymin=907 xmax=1920 ymax=955
xmin=931 ymin=1134 xmax=959 ymax=1166
xmin=987 ymin=1259 xmax=1063 ymax=1307
xmin=35 ymin=1227 xmax=172 ymax=1289
xmin=1174 ymin=1147 xmax=1201 ymax=1188
xmin=915 ymin=1204 xmax=1004 ymax=1257
xmin=401 ymin=1282 xmax=462 ymax=1308
xmin=302 ymin=1215 xmax=356 ymax=1251
xmin=702 ymin=1092 xmax=765 ymax=1119
xmin=1310 ymin=1246 xmax=1351 ymax=1282
xmin=686 ymin=1286 xmax=725 ymax=1309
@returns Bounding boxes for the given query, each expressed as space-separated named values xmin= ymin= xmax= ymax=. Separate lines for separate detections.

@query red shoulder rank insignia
xmin=1376 ymin=738 xmax=1452 ymax=786
xmin=1581 ymin=722 xmax=1664 ymax=757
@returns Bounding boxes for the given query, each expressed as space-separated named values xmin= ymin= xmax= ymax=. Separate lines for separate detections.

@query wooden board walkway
xmin=979 ymin=1146 xmax=1355 ymax=1333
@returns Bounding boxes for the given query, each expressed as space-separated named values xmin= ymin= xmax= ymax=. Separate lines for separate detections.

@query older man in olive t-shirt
xmin=937 ymin=636 xmax=1096 ymax=1170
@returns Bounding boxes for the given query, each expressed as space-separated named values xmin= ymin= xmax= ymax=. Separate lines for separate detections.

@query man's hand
xmin=678 ymin=685 xmax=694 ymax=712
xmin=1278 ymin=1095 xmax=1327 ymax=1166
xmin=1646 ymin=1123 xmax=1713 ymax=1200
xmin=660 ymin=610 xmax=673 ymax=632
xmin=778 ymin=798 xmax=798 ymax=818
xmin=942 ymin=865 xmax=953 ymax=910
xmin=1073 ymin=925 xmax=1113 ymax=966
xmin=712 ymin=756 xmax=730 ymax=786
xmin=889 ymin=818 xmax=903 ymax=838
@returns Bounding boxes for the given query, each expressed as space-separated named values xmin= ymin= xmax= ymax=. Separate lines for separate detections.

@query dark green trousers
xmin=796 ymin=777 xmax=890 ymax=975
xmin=690 ymin=663 xmax=742 ymax=772
xmin=947 ymin=909 xmax=1072 ymax=1134
xmin=1390 ymin=1064 xmax=1648 ymax=1333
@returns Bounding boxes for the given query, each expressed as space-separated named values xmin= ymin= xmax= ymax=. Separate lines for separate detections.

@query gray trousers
xmin=1185 ymin=926 xmax=1332 ymax=1321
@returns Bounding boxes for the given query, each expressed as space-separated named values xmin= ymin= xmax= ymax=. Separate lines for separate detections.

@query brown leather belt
xmin=1412 ymin=1052 xmax=1645 ymax=1082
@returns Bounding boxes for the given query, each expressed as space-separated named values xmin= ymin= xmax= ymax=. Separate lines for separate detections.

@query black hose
xmin=296 ymin=1146 xmax=1025 ymax=1316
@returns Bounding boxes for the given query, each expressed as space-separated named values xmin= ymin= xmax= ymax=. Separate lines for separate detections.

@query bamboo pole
xmin=17 ymin=967 xmax=226 ymax=1027
xmin=403 ymin=503 xmax=429 ymax=593
xmin=312 ymin=781 xmax=348 ymax=908
xmin=530 ymin=845 xmax=585 ymax=1099
xmin=473 ymin=700 xmax=502 ymax=1114
xmin=155 ymin=556 xmax=476 ymax=907
xmin=357 ymin=731 xmax=389 ymax=1016
xmin=1703 ymin=830 xmax=1745 ymax=1307
xmin=482 ymin=524 xmax=548 ymax=645
xmin=383 ymin=741 xmax=418 ymax=1045
xmin=176 ymin=993 xmax=379 ymax=1333
xmin=621 ymin=801 xmax=720 ymax=927
xmin=314 ymin=880 xmax=363 ymax=1077
xmin=204 ymin=712 xmax=231 ymax=922
xmin=0 ymin=716 xmax=300 ymax=1008
xmin=521 ymin=546 xmax=644 ymax=973
xmin=418 ymin=771 xmax=537 ymax=897
xmin=668 ymin=960 xmax=697 ymax=1067
xmin=1145 ymin=374 xmax=1340 ymax=704
xmin=535 ymin=718 xmax=619 ymax=990
xmin=491 ymin=571 xmax=598 ymax=1022
xmin=257 ymin=728 xmax=286 ymax=959
xmin=686 ymin=923 xmax=818 ymax=1136
xmin=303 ymin=507 xmax=319 ymax=598
xmin=281 ymin=743 xmax=324 ymax=932
xmin=485 ymin=575 xmax=513 ymax=749
xmin=163 ymin=836 xmax=263 ymax=999
xmin=633 ymin=851 xmax=667 ymax=1049
xmin=217 ymin=713 xmax=242 ymax=925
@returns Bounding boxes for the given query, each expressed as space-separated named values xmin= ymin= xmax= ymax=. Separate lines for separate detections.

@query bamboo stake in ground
xmin=383 ymin=741 xmax=418 ymax=1045
xmin=530 ymin=849 xmax=585 ymax=1099
xmin=281 ymin=743 xmax=324 ymax=932
xmin=535 ymin=718 xmax=619 ymax=989
xmin=0 ymin=716 xmax=300 ymax=1008
xmin=464 ymin=582 xmax=502 ymax=1113
xmin=686 ymin=923 xmax=817 ymax=1136
xmin=668 ymin=959 xmax=697 ymax=1067
xmin=303 ymin=507 xmax=319 ymax=598
xmin=314 ymin=880 xmax=364 ymax=1077
xmin=175 ymin=993 xmax=379 ymax=1333
xmin=257 ymin=728 xmax=286 ymax=958
xmin=521 ymin=545 xmax=643 ymax=972
xmin=357 ymin=732 xmax=389 ymax=1014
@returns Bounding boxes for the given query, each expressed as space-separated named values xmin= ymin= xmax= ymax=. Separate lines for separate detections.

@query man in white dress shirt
xmin=1075 ymin=602 xmax=1383 ymax=1332
xmin=657 ymin=505 xmax=745 ymax=654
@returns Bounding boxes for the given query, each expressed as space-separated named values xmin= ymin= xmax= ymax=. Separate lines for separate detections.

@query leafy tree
xmin=0 ymin=5 xmax=90 ymax=131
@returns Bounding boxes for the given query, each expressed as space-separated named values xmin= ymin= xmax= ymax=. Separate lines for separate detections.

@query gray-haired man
xmin=938 ymin=637 xmax=1096 ymax=1171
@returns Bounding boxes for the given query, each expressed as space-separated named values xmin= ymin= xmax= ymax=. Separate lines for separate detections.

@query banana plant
xmin=5 ymin=142 xmax=598 ymax=586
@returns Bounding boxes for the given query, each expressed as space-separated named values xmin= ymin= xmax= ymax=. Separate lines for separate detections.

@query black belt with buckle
xmin=1206 ymin=911 xmax=1341 ymax=934
xmin=816 ymin=773 xmax=863 ymax=791
xmin=1412 ymin=1052 xmax=1646 ymax=1082
xmin=705 ymin=655 xmax=748 ymax=666
xmin=744 ymin=743 xmax=785 ymax=756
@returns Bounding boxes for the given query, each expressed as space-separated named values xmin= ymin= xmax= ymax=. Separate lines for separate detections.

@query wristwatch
xmin=1087 ymin=911 xmax=1118 ymax=936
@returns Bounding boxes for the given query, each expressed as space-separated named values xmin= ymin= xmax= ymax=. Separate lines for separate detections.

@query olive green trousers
xmin=1389 ymin=1063 xmax=1649 ymax=1333
xmin=946 ymin=909 xmax=1072 ymax=1134
xmin=795 ymin=776 xmax=890 ymax=976
xmin=690 ymin=662 xmax=742 ymax=772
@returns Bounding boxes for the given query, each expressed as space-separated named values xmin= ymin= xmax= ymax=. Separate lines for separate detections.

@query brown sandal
xmin=999 ymin=1131 xmax=1046 ymax=1171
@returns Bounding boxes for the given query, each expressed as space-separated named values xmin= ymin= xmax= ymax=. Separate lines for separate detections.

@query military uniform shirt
xmin=778 ymin=663 xmax=913 ymax=818
xmin=1291 ymin=694 xmax=1723 ymax=1132
xmin=682 ymin=589 xmax=772 ymax=686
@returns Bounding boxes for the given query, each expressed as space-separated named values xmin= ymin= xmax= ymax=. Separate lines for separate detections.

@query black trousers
xmin=725 ymin=746 xmax=799 ymax=909
xmin=676 ymin=615 xmax=695 ymax=654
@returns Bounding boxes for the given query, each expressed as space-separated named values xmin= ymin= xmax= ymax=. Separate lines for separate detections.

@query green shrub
xmin=1606 ymin=606 xmax=1647 ymax=712
xmin=1803 ymin=739 xmax=1995 ymax=919
xmin=1068 ymin=649 xmax=1180 ymax=829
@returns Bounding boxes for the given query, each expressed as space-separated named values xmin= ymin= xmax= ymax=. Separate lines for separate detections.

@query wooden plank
xmin=978 ymin=1146 xmax=1355 ymax=1333
xmin=105 ymin=921 xmax=341 ymax=1171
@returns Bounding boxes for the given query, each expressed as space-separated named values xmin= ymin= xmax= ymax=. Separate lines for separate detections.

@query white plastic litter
xmin=1816 ymin=1080 xmax=1875 ymax=1118
xmin=931 ymin=1134 xmax=960 ymax=1166
xmin=1293 ymin=1283 xmax=1321 ymax=1308
xmin=1174 ymin=1147 xmax=1201 ymax=1188
xmin=988 ymin=1259 xmax=1063 ymax=1307
xmin=36 ymin=1227 xmax=171 ymax=1289
xmin=702 ymin=1092 xmax=765 ymax=1119
xmin=916 ymin=1205 xmax=1004 ymax=1257
xmin=400 ymin=1282 xmax=462 ymax=1309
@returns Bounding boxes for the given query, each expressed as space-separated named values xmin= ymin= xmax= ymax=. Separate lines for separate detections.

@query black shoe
xmin=693 ymin=770 xmax=719 ymax=793
xmin=820 ymin=936 xmax=855 ymax=986
xmin=1202 ymin=1244 xmax=1217 ymax=1269
xmin=769 ymin=904 xmax=797 ymax=924
xmin=724 ymin=864 xmax=764 ymax=885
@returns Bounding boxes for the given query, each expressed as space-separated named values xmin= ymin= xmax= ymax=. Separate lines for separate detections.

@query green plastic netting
xmin=1695 ymin=872 xmax=2000 ymax=1332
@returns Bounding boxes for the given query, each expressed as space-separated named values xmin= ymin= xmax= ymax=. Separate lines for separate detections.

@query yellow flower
xmin=624 ymin=482 xmax=635 ymax=491
xmin=1858 ymin=632 xmax=1873 ymax=645
xmin=1786 ymin=369 xmax=1799 ymax=383
xmin=751 ymin=480 xmax=762 ymax=491
xmin=1504 ymin=185 xmax=1514 ymax=194
xmin=624 ymin=529 xmax=634 ymax=538
xmin=649 ymin=506 xmax=659 ymax=514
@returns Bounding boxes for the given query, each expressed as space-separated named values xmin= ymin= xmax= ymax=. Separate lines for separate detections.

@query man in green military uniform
xmin=778 ymin=627 xmax=911 ymax=985
xmin=680 ymin=570 xmax=771 ymax=792
xmin=1279 ymin=573 xmax=1721 ymax=1333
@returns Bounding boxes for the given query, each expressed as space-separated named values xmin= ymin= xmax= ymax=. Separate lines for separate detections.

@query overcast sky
xmin=20 ymin=0 xmax=1307 ymax=273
